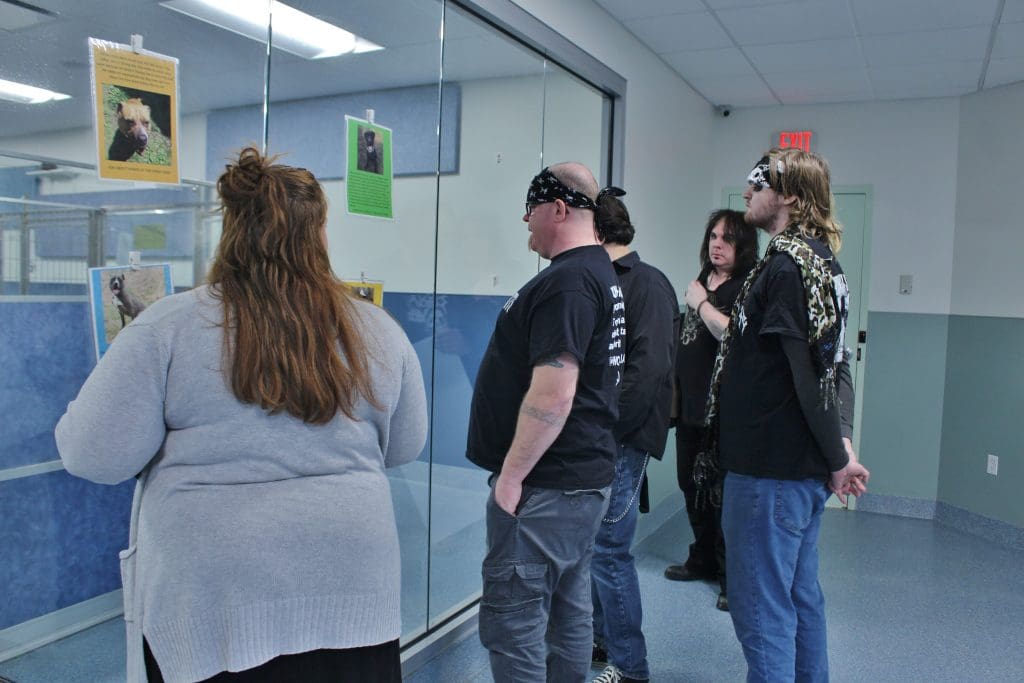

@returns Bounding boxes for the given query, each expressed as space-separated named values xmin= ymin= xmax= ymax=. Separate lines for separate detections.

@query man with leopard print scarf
xmin=708 ymin=148 xmax=870 ymax=682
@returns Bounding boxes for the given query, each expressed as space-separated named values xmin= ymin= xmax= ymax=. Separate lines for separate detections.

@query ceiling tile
xmin=595 ymin=0 xmax=705 ymax=22
xmin=716 ymin=0 xmax=854 ymax=45
xmin=861 ymin=26 xmax=990 ymax=66
xmin=705 ymin=0 xmax=798 ymax=9
xmin=851 ymin=0 xmax=1000 ymax=35
xmin=868 ymin=61 xmax=983 ymax=90
xmin=748 ymin=38 xmax=863 ymax=73
xmin=662 ymin=47 xmax=756 ymax=79
xmin=689 ymin=74 xmax=778 ymax=106
xmin=993 ymin=21 xmax=1024 ymax=59
xmin=873 ymin=84 xmax=975 ymax=100
xmin=764 ymin=67 xmax=873 ymax=103
xmin=983 ymin=58 xmax=1024 ymax=88
xmin=625 ymin=11 xmax=732 ymax=53
xmin=1003 ymin=0 xmax=1024 ymax=24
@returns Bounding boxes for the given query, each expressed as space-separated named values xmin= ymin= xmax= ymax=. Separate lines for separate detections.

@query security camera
xmin=715 ymin=105 xmax=732 ymax=118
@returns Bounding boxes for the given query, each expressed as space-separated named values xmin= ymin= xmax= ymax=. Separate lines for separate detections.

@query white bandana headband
xmin=747 ymin=155 xmax=785 ymax=191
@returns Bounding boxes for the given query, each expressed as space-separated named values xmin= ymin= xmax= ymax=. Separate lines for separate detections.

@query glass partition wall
xmin=0 ymin=0 xmax=618 ymax=675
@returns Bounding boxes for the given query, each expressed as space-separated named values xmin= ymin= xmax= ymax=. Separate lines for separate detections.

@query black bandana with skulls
xmin=747 ymin=155 xmax=785 ymax=192
xmin=526 ymin=168 xmax=600 ymax=210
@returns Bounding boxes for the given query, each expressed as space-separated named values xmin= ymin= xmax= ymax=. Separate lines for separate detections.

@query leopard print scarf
xmin=693 ymin=228 xmax=844 ymax=506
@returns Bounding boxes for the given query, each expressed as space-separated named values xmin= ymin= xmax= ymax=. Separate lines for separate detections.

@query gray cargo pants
xmin=479 ymin=481 xmax=610 ymax=682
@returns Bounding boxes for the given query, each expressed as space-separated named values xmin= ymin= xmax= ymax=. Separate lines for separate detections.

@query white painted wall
xmin=710 ymin=99 xmax=961 ymax=315
xmin=511 ymin=0 xmax=717 ymax=293
xmin=952 ymin=81 xmax=1024 ymax=318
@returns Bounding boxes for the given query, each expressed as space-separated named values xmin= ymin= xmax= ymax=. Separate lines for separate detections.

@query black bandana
xmin=527 ymin=168 xmax=600 ymax=210
xmin=747 ymin=155 xmax=785 ymax=192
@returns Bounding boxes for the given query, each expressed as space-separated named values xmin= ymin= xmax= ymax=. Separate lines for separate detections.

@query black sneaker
xmin=590 ymin=664 xmax=649 ymax=683
xmin=591 ymin=642 xmax=608 ymax=667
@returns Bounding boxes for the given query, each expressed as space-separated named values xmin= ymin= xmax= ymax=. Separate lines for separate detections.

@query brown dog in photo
xmin=108 ymin=98 xmax=151 ymax=161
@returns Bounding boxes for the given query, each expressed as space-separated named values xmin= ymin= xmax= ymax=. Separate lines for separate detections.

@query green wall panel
xmin=859 ymin=312 xmax=948 ymax=500
xmin=939 ymin=315 xmax=1024 ymax=528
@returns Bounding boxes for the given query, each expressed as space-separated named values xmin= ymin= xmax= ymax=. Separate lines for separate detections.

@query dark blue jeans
xmin=722 ymin=472 xmax=831 ymax=683
xmin=479 ymin=481 xmax=609 ymax=683
xmin=590 ymin=445 xmax=650 ymax=680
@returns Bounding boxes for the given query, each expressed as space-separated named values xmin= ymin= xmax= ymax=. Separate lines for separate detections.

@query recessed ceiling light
xmin=0 ymin=78 xmax=70 ymax=105
xmin=160 ymin=0 xmax=383 ymax=60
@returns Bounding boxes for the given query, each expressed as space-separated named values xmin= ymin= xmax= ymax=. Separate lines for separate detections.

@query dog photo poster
xmin=345 ymin=115 xmax=394 ymax=219
xmin=88 ymin=264 xmax=173 ymax=360
xmin=89 ymin=38 xmax=180 ymax=184
xmin=341 ymin=279 xmax=384 ymax=307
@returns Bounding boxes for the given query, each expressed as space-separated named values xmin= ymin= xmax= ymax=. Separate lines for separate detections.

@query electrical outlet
xmin=987 ymin=454 xmax=998 ymax=476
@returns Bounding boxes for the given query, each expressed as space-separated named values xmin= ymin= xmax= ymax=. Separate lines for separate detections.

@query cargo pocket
xmin=118 ymin=544 xmax=137 ymax=622
xmin=479 ymin=562 xmax=548 ymax=649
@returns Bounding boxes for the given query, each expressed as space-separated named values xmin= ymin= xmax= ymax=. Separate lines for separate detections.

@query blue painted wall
xmin=0 ymin=471 xmax=132 ymax=630
xmin=0 ymin=301 xmax=94 ymax=469
xmin=208 ymin=84 xmax=462 ymax=181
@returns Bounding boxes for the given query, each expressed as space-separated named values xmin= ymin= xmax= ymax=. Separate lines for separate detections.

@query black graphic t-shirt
xmin=718 ymin=237 xmax=849 ymax=480
xmin=466 ymin=244 xmax=625 ymax=489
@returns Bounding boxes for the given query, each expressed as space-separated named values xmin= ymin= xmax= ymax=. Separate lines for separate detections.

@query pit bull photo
xmin=109 ymin=273 xmax=147 ymax=328
xmin=108 ymin=97 xmax=151 ymax=161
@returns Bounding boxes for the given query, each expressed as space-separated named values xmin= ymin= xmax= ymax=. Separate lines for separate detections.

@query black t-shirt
xmin=613 ymin=251 xmax=680 ymax=458
xmin=466 ymin=244 xmax=625 ymax=489
xmin=675 ymin=269 xmax=746 ymax=427
xmin=718 ymin=237 xmax=848 ymax=480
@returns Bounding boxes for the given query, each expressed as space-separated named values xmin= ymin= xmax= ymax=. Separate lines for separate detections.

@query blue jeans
xmin=479 ymin=481 xmax=610 ymax=683
xmin=722 ymin=472 xmax=831 ymax=683
xmin=591 ymin=445 xmax=650 ymax=680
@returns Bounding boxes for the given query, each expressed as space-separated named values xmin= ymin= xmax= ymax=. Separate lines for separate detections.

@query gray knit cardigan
xmin=56 ymin=285 xmax=428 ymax=683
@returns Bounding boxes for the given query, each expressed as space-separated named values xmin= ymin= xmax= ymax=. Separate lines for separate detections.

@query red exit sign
xmin=778 ymin=130 xmax=813 ymax=152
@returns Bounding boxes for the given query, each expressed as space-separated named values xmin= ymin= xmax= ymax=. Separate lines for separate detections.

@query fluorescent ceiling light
xmin=0 ymin=78 xmax=70 ymax=105
xmin=160 ymin=0 xmax=383 ymax=60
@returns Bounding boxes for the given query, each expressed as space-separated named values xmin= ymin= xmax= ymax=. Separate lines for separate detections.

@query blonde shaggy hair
xmin=764 ymin=147 xmax=843 ymax=254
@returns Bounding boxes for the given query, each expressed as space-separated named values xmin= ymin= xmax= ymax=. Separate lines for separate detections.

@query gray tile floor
xmin=408 ymin=509 xmax=1024 ymax=683
xmin=4 ymin=509 xmax=1023 ymax=682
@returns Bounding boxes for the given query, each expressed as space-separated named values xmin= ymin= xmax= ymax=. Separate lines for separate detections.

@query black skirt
xmin=143 ymin=638 xmax=402 ymax=683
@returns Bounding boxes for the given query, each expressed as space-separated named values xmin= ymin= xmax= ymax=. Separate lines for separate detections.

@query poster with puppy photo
xmin=89 ymin=37 xmax=180 ymax=184
xmin=341 ymin=279 xmax=384 ymax=307
xmin=88 ymin=263 xmax=173 ymax=360
xmin=345 ymin=115 xmax=393 ymax=219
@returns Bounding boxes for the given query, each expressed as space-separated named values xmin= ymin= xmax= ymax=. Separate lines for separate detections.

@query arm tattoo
xmin=541 ymin=358 xmax=565 ymax=368
xmin=521 ymin=403 xmax=565 ymax=427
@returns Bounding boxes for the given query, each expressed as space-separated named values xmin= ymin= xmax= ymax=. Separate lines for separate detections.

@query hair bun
xmin=218 ymin=146 xmax=269 ymax=205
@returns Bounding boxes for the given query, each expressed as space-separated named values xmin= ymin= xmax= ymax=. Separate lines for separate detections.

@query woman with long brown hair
xmin=56 ymin=147 xmax=427 ymax=682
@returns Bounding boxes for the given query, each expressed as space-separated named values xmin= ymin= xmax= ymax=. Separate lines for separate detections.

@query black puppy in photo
xmin=109 ymin=274 xmax=147 ymax=328
xmin=359 ymin=129 xmax=381 ymax=174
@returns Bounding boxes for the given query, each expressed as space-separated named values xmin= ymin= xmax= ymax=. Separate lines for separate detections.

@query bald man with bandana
xmin=467 ymin=163 xmax=627 ymax=682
